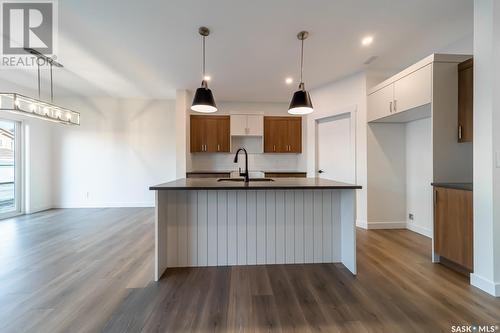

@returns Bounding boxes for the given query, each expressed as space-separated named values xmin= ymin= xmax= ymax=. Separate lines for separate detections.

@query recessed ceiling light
xmin=285 ymin=77 xmax=293 ymax=84
xmin=203 ymin=75 xmax=211 ymax=81
xmin=361 ymin=36 xmax=373 ymax=46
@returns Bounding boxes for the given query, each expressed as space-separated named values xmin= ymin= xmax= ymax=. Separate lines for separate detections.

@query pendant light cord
xmin=202 ymin=35 xmax=206 ymax=79
xmin=50 ymin=62 xmax=54 ymax=103
xmin=300 ymin=38 xmax=304 ymax=84
xmin=37 ymin=61 xmax=41 ymax=99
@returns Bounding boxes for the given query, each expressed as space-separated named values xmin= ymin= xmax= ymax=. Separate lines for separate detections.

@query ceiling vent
xmin=364 ymin=56 xmax=378 ymax=65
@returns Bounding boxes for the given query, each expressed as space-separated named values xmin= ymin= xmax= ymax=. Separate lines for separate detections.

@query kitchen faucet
xmin=233 ymin=148 xmax=249 ymax=183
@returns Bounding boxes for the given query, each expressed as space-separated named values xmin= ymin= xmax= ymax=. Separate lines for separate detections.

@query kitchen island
xmin=150 ymin=178 xmax=361 ymax=281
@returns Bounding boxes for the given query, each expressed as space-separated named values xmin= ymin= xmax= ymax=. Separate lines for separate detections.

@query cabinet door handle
xmin=458 ymin=125 xmax=463 ymax=140
xmin=393 ymin=100 xmax=397 ymax=112
xmin=389 ymin=101 xmax=393 ymax=113
xmin=217 ymin=144 xmax=220 ymax=151
xmin=273 ymin=145 xmax=276 ymax=152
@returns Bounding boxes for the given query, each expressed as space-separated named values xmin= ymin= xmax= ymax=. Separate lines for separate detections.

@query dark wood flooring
xmin=0 ymin=208 xmax=499 ymax=332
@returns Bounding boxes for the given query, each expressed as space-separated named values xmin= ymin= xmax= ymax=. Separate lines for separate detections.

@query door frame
xmin=307 ymin=105 xmax=357 ymax=183
xmin=0 ymin=118 xmax=24 ymax=219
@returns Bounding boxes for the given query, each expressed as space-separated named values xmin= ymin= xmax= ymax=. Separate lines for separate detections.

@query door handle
xmin=389 ymin=101 xmax=393 ymax=113
xmin=458 ymin=125 xmax=463 ymax=140
xmin=318 ymin=170 xmax=324 ymax=174
xmin=217 ymin=144 xmax=220 ymax=151
xmin=393 ymin=100 xmax=397 ymax=112
xmin=273 ymin=145 xmax=276 ymax=152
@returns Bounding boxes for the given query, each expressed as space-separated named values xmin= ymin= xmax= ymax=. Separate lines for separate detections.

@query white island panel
xmin=154 ymin=188 xmax=357 ymax=281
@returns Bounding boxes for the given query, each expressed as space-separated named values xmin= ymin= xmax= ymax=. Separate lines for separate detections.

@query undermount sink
xmin=230 ymin=171 xmax=265 ymax=179
xmin=217 ymin=178 xmax=274 ymax=182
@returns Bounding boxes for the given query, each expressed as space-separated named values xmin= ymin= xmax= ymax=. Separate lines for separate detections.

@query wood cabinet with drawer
xmin=190 ymin=115 xmax=230 ymax=153
xmin=433 ymin=185 xmax=473 ymax=271
xmin=264 ymin=116 xmax=302 ymax=153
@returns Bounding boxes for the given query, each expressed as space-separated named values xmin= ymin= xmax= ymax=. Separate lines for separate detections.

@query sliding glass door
xmin=0 ymin=119 xmax=21 ymax=219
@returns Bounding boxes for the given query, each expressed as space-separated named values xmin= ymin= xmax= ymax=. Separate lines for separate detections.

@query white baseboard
xmin=406 ymin=223 xmax=432 ymax=238
xmin=356 ymin=220 xmax=368 ymax=229
xmin=470 ymin=273 xmax=500 ymax=297
xmin=364 ymin=221 xmax=407 ymax=230
xmin=53 ymin=202 xmax=154 ymax=208
xmin=26 ymin=205 xmax=53 ymax=214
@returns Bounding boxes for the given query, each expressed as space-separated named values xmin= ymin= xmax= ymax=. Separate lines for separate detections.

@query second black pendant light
xmin=288 ymin=31 xmax=314 ymax=115
xmin=191 ymin=26 xmax=218 ymax=113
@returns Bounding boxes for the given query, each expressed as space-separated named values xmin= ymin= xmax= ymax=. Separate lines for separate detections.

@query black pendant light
xmin=191 ymin=26 xmax=217 ymax=113
xmin=288 ymin=31 xmax=314 ymax=115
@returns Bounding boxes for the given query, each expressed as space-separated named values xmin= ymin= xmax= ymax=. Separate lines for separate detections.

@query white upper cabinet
xmin=367 ymin=84 xmax=394 ymax=122
xmin=246 ymin=115 xmax=263 ymax=136
xmin=393 ymin=64 xmax=432 ymax=114
xmin=368 ymin=59 xmax=433 ymax=123
xmin=230 ymin=115 xmax=247 ymax=135
xmin=230 ymin=114 xmax=263 ymax=136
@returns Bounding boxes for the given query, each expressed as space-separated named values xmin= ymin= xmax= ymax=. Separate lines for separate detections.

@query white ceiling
xmin=0 ymin=0 xmax=473 ymax=102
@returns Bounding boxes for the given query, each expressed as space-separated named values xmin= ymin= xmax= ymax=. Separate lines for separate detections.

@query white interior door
xmin=316 ymin=113 xmax=356 ymax=184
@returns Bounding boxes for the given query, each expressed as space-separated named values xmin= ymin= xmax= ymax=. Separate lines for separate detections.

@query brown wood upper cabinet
xmin=458 ymin=58 xmax=473 ymax=143
xmin=264 ymin=116 xmax=302 ymax=153
xmin=190 ymin=115 xmax=230 ymax=153
xmin=433 ymin=186 xmax=473 ymax=271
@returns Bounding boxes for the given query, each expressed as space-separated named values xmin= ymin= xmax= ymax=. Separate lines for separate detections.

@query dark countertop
xmin=431 ymin=183 xmax=473 ymax=191
xmin=151 ymin=178 xmax=361 ymax=190
xmin=186 ymin=171 xmax=307 ymax=174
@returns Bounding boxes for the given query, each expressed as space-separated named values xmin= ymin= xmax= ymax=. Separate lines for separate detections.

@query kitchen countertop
xmin=151 ymin=177 xmax=361 ymax=190
xmin=186 ymin=170 xmax=307 ymax=174
xmin=431 ymin=183 xmax=473 ymax=191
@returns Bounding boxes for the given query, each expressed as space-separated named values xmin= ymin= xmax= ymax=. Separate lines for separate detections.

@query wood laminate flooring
xmin=0 ymin=208 xmax=499 ymax=332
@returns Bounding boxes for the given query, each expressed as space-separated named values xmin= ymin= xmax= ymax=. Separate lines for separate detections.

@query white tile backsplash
xmin=189 ymin=152 xmax=306 ymax=172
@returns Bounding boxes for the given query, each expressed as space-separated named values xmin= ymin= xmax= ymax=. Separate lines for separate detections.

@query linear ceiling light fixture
xmin=0 ymin=48 xmax=80 ymax=125
xmin=191 ymin=26 xmax=218 ymax=113
xmin=288 ymin=31 xmax=314 ymax=115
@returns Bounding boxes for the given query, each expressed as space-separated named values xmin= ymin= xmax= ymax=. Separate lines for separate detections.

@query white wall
xmin=187 ymin=101 xmax=307 ymax=172
xmin=471 ymin=0 xmax=500 ymax=297
xmin=406 ymin=118 xmax=433 ymax=237
xmin=0 ymin=79 xmax=53 ymax=213
xmin=175 ymin=90 xmax=189 ymax=179
xmin=52 ymin=97 xmax=176 ymax=208
xmin=367 ymin=123 xmax=407 ymax=227
xmin=307 ymin=73 xmax=368 ymax=227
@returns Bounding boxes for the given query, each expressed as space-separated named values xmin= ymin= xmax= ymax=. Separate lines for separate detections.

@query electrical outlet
xmin=409 ymin=213 xmax=414 ymax=221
